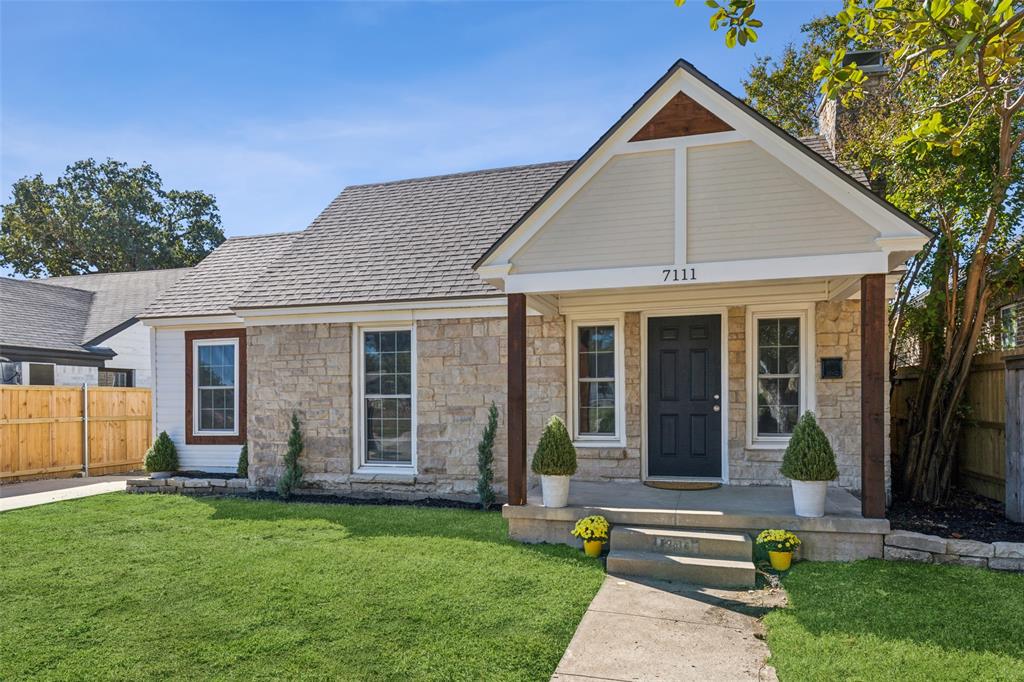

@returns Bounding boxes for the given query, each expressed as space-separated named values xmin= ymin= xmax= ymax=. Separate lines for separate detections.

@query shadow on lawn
xmin=191 ymin=495 xmax=597 ymax=564
xmin=779 ymin=559 xmax=1024 ymax=661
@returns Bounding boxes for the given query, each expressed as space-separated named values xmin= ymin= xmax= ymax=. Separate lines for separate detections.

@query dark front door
xmin=647 ymin=315 xmax=722 ymax=478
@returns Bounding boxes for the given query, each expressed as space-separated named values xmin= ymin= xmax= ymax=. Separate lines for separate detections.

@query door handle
xmin=713 ymin=394 xmax=720 ymax=400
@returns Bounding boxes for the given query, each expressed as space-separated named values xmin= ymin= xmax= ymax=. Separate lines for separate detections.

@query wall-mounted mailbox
xmin=821 ymin=357 xmax=843 ymax=379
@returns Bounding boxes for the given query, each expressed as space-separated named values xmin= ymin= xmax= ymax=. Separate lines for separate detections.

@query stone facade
xmin=244 ymin=301 xmax=881 ymax=498
xmin=884 ymin=531 xmax=1024 ymax=572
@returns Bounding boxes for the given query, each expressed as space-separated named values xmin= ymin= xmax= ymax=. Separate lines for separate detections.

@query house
xmin=0 ymin=269 xmax=189 ymax=387
xmin=139 ymin=60 xmax=930 ymax=562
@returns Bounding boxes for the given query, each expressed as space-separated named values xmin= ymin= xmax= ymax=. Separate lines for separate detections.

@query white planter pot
xmin=791 ymin=479 xmax=829 ymax=517
xmin=540 ymin=475 xmax=571 ymax=508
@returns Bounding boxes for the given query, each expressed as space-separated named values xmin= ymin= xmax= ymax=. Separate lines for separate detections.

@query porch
xmin=503 ymin=480 xmax=889 ymax=561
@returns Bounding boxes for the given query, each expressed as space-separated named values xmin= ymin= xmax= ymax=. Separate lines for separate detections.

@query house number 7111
xmin=662 ymin=268 xmax=697 ymax=282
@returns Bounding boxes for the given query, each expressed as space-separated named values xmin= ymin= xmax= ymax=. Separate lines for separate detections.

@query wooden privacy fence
xmin=892 ymin=350 xmax=1014 ymax=501
xmin=0 ymin=386 xmax=152 ymax=480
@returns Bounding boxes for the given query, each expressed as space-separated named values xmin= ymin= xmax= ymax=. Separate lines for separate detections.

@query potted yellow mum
xmin=756 ymin=529 xmax=801 ymax=571
xmin=572 ymin=515 xmax=610 ymax=557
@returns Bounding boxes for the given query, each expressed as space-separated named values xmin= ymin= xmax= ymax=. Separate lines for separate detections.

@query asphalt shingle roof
xmin=232 ymin=161 xmax=575 ymax=309
xmin=142 ymin=232 xmax=297 ymax=318
xmin=45 ymin=268 xmax=190 ymax=342
xmin=0 ymin=278 xmax=96 ymax=354
xmin=798 ymin=135 xmax=872 ymax=188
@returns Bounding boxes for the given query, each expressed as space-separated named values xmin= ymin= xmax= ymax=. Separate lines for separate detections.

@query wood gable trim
xmin=184 ymin=328 xmax=247 ymax=446
xmin=629 ymin=91 xmax=733 ymax=141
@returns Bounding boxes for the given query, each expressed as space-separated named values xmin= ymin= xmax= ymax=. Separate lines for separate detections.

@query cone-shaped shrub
xmin=531 ymin=416 xmax=577 ymax=476
xmin=780 ymin=411 xmax=838 ymax=481
xmin=277 ymin=412 xmax=304 ymax=499
xmin=144 ymin=431 xmax=178 ymax=473
xmin=237 ymin=444 xmax=249 ymax=478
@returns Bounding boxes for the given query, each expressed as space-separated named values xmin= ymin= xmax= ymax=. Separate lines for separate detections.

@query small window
xmin=28 ymin=363 xmax=55 ymax=385
xmin=361 ymin=329 xmax=413 ymax=466
xmin=99 ymin=368 xmax=134 ymax=387
xmin=577 ymin=325 xmax=616 ymax=436
xmin=1001 ymin=304 xmax=1021 ymax=350
xmin=193 ymin=340 xmax=238 ymax=434
xmin=1 ymin=362 xmax=22 ymax=385
xmin=755 ymin=317 xmax=801 ymax=437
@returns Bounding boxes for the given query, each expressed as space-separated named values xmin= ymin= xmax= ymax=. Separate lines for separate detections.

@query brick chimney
xmin=817 ymin=49 xmax=888 ymax=154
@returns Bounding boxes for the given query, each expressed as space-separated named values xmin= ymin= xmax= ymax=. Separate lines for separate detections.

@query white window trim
xmin=745 ymin=303 xmax=816 ymax=449
xmin=566 ymin=314 xmax=626 ymax=448
xmin=351 ymin=323 xmax=417 ymax=474
xmin=191 ymin=337 xmax=240 ymax=437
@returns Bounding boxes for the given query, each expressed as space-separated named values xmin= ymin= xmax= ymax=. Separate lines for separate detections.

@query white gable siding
xmin=686 ymin=142 xmax=881 ymax=263
xmin=103 ymin=322 xmax=155 ymax=387
xmin=153 ymin=328 xmax=239 ymax=472
xmin=513 ymin=151 xmax=674 ymax=273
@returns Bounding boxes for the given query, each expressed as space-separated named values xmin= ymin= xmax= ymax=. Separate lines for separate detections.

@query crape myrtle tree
xmin=676 ymin=0 xmax=1024 ymax=503
xmin=1 ymin=158 xmax=225 ymax=277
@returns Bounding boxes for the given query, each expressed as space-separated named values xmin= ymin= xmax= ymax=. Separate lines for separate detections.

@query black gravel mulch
xmin=888 ymin=488 xmax=1024 ymax=543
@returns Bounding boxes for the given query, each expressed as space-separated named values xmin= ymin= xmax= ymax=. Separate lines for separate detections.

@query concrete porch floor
xmin=504 ymin=480 xmax=889 ymax=561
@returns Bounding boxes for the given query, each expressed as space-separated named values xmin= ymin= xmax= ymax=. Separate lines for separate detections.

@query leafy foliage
xmin=755 ymin=529 xmax=802 ymax=552
xmin=476 ymin=402 xmax=498 ymax=510
xmin=571 ymin=515 xmax=610 ymax=541
xmin=237 ymin=444 xmax=249 ymax=479
xmin=144 ymin=431 xmax=178 ymax=473
xmin=780 ymin=412 xmax=839 ymax=481
xmin=0 ymin=158 xmax=224 ymax=277
xmin=530 ymin=416 xmax=578 ymax=477
xmin=276 ymin=413 xmax=304 ymax=499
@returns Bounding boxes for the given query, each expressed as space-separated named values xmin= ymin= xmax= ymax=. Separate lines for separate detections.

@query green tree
xmin=0 ymin=158 xmax=224 ymax=277
xmin=679 ymin=0 xmax=1024 ymax=504
xmin=277 ymin=413 xmax=304 ymax=499
xmin=476 ymin=402 xmax=498 ymax=510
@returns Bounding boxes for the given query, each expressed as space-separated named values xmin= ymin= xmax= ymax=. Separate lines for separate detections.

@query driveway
xmin=552 ymin=575 xmax=786 ymax=681
xmin=0 ymin=475 xmax=138 ymax=512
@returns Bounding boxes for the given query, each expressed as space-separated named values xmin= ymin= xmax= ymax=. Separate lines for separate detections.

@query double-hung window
xmin=357 ymin=327 xmax=415 ymax=469
xmin=569 ymin=318 xmax=624 ymax=445
xmin=747 ymin=306 xmax=813 ymax=446
xmin=186 ymin=329 xmax=245 ymax=444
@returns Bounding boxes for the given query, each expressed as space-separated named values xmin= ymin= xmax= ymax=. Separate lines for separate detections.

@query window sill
xmin=746 ymin=439 xmax=791 ymax=450
xmin=573 ymin=439 xmax=626 ymax=449
xmin=352 ymin=467 xmax=416 ymax=483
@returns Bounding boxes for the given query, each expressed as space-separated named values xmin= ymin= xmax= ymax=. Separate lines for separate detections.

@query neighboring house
xmin=140 ymin=60 xmax=930 ymax=517
xmin=0 ymin=269 xmax=189 ymax=387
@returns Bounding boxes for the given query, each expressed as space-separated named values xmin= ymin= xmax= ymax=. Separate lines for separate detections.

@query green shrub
xmin=144 ymin=431 xmax=178 ymax=473
xmin=476 ymin=402 xmax=498 ymax=510
xmin=780 ymin=411 xmax=838 ymax=481
xmin=277 ymin=413 xmax=304 ymax=499
xmin=531 ymin=416 xmax=577 ymax=476
xmin=237 ymin=444 xmax=248 ymax=478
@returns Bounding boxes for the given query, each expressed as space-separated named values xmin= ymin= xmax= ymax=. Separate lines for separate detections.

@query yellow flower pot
xmin=768 ymin=550 xmax=793 ymax=571
xmin=584 ymin=540 xmax=605 ymax=557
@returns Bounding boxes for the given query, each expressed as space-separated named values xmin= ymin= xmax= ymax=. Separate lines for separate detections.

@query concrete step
xmin=606 ymin=549 xmax=756 ymax=588
xmin=611 ymin=526 xmax=752 ymax=561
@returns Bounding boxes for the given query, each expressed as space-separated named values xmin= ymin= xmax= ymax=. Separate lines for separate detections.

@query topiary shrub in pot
xmin=144 ymin=431 xmax=178 ymax=479
xmin=780 ymin=411 xmax=838 ymax=517
xmin=531 ymin=415 xmax=577 ymax=508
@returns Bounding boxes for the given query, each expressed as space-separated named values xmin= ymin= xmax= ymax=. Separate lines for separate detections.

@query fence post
xmin=1006 ymin=355 xmax=1024 ymax=522
xmin=82 ymin=383 xmax=90 ymax=478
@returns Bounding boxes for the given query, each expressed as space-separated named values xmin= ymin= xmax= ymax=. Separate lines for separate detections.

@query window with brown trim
xmin=185 ymin=329 xmax=246 ymax=445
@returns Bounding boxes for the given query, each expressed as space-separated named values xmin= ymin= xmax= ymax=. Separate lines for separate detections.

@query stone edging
xmin=884 ymin=530 xmax=1024 ymax=572
xmin=128 ymin=477 xmax=250 ymax=495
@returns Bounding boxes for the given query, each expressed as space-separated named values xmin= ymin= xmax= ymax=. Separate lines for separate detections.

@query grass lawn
xmin=0 ymin=493 xmax=604 ymax=681
xmin=765 ymin=560 xmax=1024 ymax=681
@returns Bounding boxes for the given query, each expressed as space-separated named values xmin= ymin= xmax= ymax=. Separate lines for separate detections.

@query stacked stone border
xmin=128 ymin=477 xmax=250 ymax=495
xmin=884 ymin=530 xmax=1024 ymax=572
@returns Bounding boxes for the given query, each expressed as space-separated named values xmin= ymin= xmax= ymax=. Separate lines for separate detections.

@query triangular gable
xmin=630 ymin=92 xmax=733 ymax=141
xmin=474 ymin=59 xmax=931 ymax=275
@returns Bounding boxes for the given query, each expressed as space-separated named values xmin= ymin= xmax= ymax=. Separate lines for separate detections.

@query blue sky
xmin=1 ymin=1 xmax=837 ymax=241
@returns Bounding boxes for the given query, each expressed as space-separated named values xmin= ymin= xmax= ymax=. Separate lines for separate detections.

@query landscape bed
xmin=0 ymin=494 xmax=603 ymax=681
xmin=765 ymin=560 xmax=1024 ymax=680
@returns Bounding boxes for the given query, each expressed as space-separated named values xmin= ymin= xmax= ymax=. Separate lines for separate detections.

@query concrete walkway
xmin=552 ymin=576 xmax=786 ymax=682
xmin=0 ymin=475 xmax=137 ymax=512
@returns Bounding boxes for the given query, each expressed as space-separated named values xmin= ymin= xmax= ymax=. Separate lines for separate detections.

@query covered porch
xmin=503 ymin=479 xmax=889 ymax=561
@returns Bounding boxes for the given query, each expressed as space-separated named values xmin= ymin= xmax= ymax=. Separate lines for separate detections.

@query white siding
xmin=686 ymin=142 xmax=881 ymax=263
xmin=514 ymin=151 xmax=675 ymax=273
xmin=103 ymin=322 xmax=155 ymax=387
xmin=53 ymin=364 xmax=98 ymax=386
xmin=153 ymin=328 xmax=239 ymax=472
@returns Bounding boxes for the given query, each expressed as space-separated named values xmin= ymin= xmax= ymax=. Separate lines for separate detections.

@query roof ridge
xmin=224 ymin=230 xmax=300 ymax=241
xmin=344 ymin=160 xmax=575 ymax=190
xmin=1 ymin=275 xmax=93 ymax=295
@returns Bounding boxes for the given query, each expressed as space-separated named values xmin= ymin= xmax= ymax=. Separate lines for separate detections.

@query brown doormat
xmin=643 ymin=481 xmax=721 ymax=491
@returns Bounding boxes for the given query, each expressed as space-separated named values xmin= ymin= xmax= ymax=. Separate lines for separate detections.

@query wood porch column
xmin=861 ymin=274 xmax=886 ymax=518
xmin=507 ymin=293 xmax=528 ymax=506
